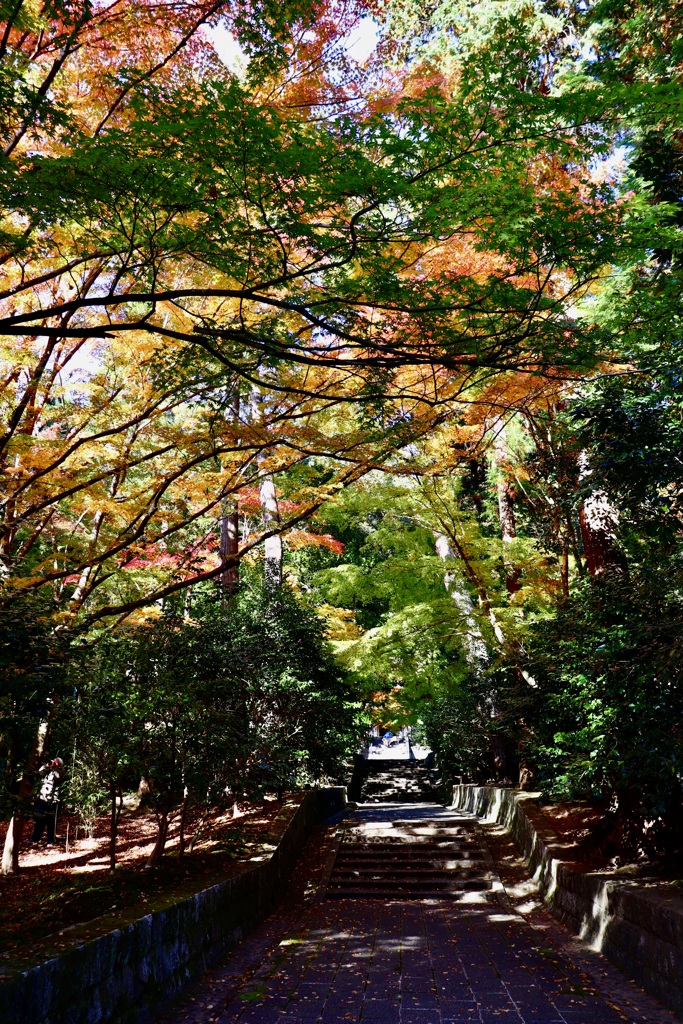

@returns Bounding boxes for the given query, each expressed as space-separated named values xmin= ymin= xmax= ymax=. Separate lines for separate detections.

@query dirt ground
xmin=529 ymin=796 xmax=682 ymax=880
xmin=0 ymin=798 xmax=281 ymax=957
xmin=537 ymin=798 xmax=611 ymax=867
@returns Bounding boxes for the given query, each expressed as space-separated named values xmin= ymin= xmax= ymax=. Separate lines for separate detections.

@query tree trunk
xmin=3 ymin=724 xmax=18 ymax=792
xmin=491 ymin=734 xmax=516 ymax=784
xmin=435 ymin=526 xmax=537 ymax=687
xmin=220 ymin=390 xmax=240 ymax=600
xmin=220 ymin=508 xmax=239 ymax=595
xmin=145 ymin=811 xmax=168 ymax=869
xmin=69 ymin=510 xmax=105 ymax=611
xmin=183 ymin=584 xmax=193 ymax=620
xmin=560 ymin=543 xmax=569 ymax=598
xmin=434 ymin=533 xmax=489 ymax=672
xmin=109 ymin=783 xmax=119 ymax=872
xmin=577 ymin=453 xmax=627 ymax=577
xmin=259 ymin=474 xmax=282 ymax=589
xmin=578 ymin=498 xmax=627 ymax=577
xmin=178 ymin=789 xmax=189 ymax=858
xmin=188 ymin=808 xmax=209 ymax=854
xmin=494 ymin=425 xmax=521 ymax=595
xmin=250 ymin=386 xmax=282 ymax=589
xmin=2 ymin=719 xmax=48 ymax=875
xmin=137 ymin=775 xmax=153 ymax=807
xmin=568 ymin=512 xmax=584 ymax=578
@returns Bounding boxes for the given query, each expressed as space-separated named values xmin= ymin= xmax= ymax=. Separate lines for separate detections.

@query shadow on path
xmin=156 ymin=803 xmax=680 ymax=1024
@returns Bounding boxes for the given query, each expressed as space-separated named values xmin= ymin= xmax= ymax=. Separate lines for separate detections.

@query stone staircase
xmin=360 ymin=758 xmax=443 ymax=803
xmin=325 ymin=762 xmax=492 ymax=900
xmin=325 ymin=822 xmax=491 ymax=899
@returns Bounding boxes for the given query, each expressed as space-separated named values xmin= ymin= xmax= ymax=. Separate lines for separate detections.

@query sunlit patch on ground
xmin=165 ymin=801 xmax=670 ymax=1024
xmin=0 ymin=798 xmax=283 ymax=955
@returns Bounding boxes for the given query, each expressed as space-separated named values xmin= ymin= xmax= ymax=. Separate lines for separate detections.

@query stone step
xmin=327 ymin=879 xmax=490 ymax=890
xmin=333 ymin=852 xmax=484 ymax=862
xmin=362 ymin=792 xmax=442 ymax=800
xmin=338 ymin=837 xmax=475 ymax=843
xmin=338 ymin=837 xmax=479 ymax=844
xmin=331 ymin=856 xmax=483 ymax=864
xmin=363 ymin=773 xmax=440 ymax=781
xmin=325 ymin=890 xmax=480 ymax=900
xmin=332 ymin=868 xmax=485 ymax=877
xmin=334 ymin=854 xmax=484 ymax=865
xmin=360 ymin=765 xmax=443 ymax=804
xmin=364 ymin=759 xmax=434 ymax=769
xmin=365 ymin=770 xmax=440 ymax=776
xmin=332 ymin=869 xmax=487 ymax=880
xmin=340 ymin=833 xmax=477 ymax=840
xmin=333 ymin=849 xmax=484 ymax=859
xmin=326 ymin=878 xmax=491 ymax=897
xmin=329 ymin=845 xmax=486 ymax=858
xmin=362 ymin=774 xmax=438 ymax=782
xmin=362 ymin=782 xmax=441 ymax=789
xmin=362 ymin=797 xmax=442 ymax=804
xmin=362 ymin=790 xmax=441 ymax=795
xmin=328 ymin=865 xmax=484 ymax=877
xmin=335 ymin=843 xmax=481 ymax=853
xmin=335 ymin=860 xmax=480 ymax=868
xmin=362 ymin=788 xmax=441 ymax=794
xmin=327 ymin=764 xmax=489 ymax=900
xmin=338 ymin=844 xmax=479 ymax=851
xmin=364 ymin=772 xmax=440 ymax=780
xmin=363 ymin=777 xmax=440 ymax=782
xmin=362 ymin=785 xmax=439 ymax=791
xmin=328 ymin=865 xmax=491 ymax=891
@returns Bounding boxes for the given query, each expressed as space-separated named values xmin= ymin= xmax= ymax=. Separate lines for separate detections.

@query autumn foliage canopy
xmin=2 ymin=0 xmax=683 ymax=859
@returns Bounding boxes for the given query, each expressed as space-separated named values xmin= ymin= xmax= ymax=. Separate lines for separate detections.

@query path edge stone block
xmin=0 ymin=786 xmax=346 ymax=1024
xmin=450 ymin=784 xmax=683 ymax=1017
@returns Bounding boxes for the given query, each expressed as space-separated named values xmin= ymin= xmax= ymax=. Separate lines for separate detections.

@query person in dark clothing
xmin=28 ymin=757 xmax=64 ymax=845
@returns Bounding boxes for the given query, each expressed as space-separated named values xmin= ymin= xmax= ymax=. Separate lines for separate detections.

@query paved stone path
xmin=159 ymin=804 xmax=680 ymax=1024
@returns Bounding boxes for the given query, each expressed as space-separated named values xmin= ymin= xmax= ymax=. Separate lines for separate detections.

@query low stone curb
xmin=0 ymin=786 xmax=346 ymax=1024
xmin=451 ymin=784 xmax=683 ymax=1017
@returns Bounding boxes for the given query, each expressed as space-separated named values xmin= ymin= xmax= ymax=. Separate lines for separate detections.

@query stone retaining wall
xmin=0 ymin=787 xmax=346 ymax=1024
xmin=347 ymin=755 xmax=368 ymax=802
xmin=451 ymin=784 xmax=683 ymax=1017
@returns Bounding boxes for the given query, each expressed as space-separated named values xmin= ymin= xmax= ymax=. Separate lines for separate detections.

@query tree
xmin=0 ymin=0 xmax=639 ymax=628
xmin=0 ymin=591 xmax=67 ymax=873
xmin=63 ymin=586 xmax=360 ymax=866
xmin=3 ymin=0 xmax=683 ymax=865
xmin=65 ymin=677 xmax=143 ymax=872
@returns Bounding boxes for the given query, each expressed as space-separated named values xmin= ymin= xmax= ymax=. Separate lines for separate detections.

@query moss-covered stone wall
xmin=451 ymin=784 xmax=683 ymax=1017
xmin=0 ymin=787 xmax=345 ymax=1024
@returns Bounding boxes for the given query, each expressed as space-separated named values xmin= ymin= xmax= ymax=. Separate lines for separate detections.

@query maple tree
xmin=1 ymin=0 xmax=683 ymax=870
xmin=1 ymin=0 xmax=636 ymax=625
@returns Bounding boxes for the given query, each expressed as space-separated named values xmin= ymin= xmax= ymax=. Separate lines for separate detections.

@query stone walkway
xmin=159 ymin=803 xmax=680 ymax=1024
